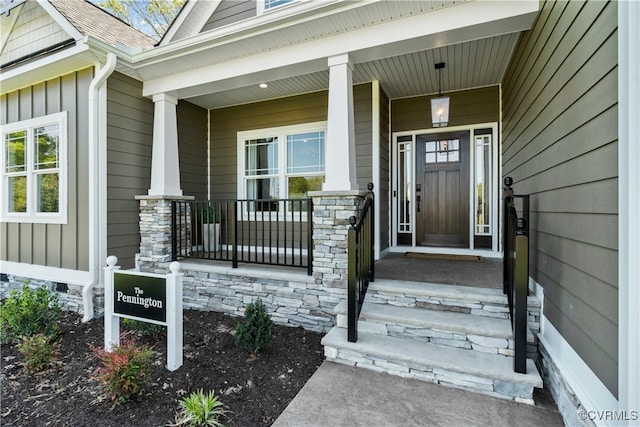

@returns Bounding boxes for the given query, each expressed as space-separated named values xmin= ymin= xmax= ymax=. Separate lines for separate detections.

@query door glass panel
xmin=475 ymin=134 xmax=492 ymax=235
xmin=425 ymin=139 xmax=460 ymax=163
xmin=398 ymin=137 xmax=412 ymax=234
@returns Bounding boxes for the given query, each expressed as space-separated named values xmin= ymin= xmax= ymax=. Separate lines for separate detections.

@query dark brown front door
xmin=416 ymin=131 xmax=470 ymax=247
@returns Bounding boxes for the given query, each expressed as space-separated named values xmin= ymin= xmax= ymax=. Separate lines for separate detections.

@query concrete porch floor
xmin=375 ymin=252 xmax=503 ymax=289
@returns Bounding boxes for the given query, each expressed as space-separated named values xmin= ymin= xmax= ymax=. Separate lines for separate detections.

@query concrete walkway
xmin=273 ymin=361 xmax=565 ymax=427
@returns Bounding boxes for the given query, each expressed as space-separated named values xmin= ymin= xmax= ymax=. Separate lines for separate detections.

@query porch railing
xmin=347 ymin=183 xmax=375 ymax=342
xmin=502 ymin=177 xmax=529 ymax=374
xmin=172 ymin=198 xmax=313 ymax=275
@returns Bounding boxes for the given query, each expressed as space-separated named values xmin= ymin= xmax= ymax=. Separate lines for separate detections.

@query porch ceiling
xmin=131 ymin=0 xmax=537 ymax=110
xmin=186 ymin=32 xmax=521 ymax=109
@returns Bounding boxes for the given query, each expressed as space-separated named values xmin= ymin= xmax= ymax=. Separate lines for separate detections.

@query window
xmin=258 ymin=0 xmax=296 ymax=14
xmin=474 ymin=132 xmax=492 ymax=235
xmin=425 ymin=139 xmax=460 ymax=163
xmin=238 ymin=122 xmax=325 ymax=211
xmin=1 ymin=112 xmax=67 ymax=223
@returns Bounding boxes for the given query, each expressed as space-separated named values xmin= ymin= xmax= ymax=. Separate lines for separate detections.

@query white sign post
xmin=103 ymin=255 xmax=183 ymax=371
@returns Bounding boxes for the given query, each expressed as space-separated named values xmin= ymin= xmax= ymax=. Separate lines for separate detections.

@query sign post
xmin=103 ymin=256 xmax=183 ymax=371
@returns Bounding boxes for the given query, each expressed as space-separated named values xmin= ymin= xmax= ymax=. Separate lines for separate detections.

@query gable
xmin=201 ymin=0 xmax=256 ymax=33
xmin=1 ymin=1 xmax=74 ymax=67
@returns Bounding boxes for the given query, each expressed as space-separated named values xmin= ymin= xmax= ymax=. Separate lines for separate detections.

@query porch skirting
xmin=178 ymin=262 xmax=345 ymax=332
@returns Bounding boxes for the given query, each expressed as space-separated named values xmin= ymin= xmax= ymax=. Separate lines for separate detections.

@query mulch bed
xmin=0 ymin=310 xmax=325 ymax=426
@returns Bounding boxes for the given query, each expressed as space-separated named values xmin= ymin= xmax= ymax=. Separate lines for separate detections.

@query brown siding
xmin=501 ymin=0 xmax=618 ymax=395
xmin=177 ymin=101 xmax=208 ymax=200
xmin=209 ymin=84 xmax=374 ymax=200
xmin=391 ymin=86 xmax=500 ymax=133
xmin=0 ymin=69 xmax=93 ymax=270
xmin=201 ymin=0 xmax=256 ymax=32
xmin=106 ymin=73 xmax=153 ymax=269
xmin=378 ymin=86 xmax=390 ymax=251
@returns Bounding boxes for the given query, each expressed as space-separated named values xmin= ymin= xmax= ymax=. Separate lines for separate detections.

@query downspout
xmin=83 ymin=52 xmax=116 ymax=322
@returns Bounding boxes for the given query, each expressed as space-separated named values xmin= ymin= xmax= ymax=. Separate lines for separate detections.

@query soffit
xmin=186 ymin=32 xmax=520 ymax=109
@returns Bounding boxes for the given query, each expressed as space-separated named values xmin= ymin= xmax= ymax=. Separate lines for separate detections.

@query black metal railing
xmin=172 ymin=198 xmax=313 ymax=275
xmin=502 ymin=176 xmax=529 ymax=374
xmin=347 ymin=182 xmax=375 ymax=342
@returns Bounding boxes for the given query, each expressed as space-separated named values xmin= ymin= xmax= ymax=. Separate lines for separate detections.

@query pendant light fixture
xmin=431 ymin=62 xmax=450 ymax=128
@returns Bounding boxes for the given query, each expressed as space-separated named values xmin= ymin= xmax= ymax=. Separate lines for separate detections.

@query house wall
xmin=0 ymin=1 xmax=69 ymax=67
xmin=378 ymin=86 xmax=390 ymax=251
xmin=209 ymin=83 xmax=374 ymax=200
xmin=107 ymin=73 xmax=209 ymax=269
xmin=106 ymin=73 xmax=153 ymax=269
xmin=501 ymin=0 xmax=618 ymax=397
xmin=0 ymin=68 xmax=93 ymax=271
xmin=390 ymin=86 xmax=500 ymax=133
xmin=201 ymin=0 xmax=256 ymax=32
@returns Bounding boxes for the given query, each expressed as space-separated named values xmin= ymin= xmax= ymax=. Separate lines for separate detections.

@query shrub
xmin=0 ymin=284 xmax=61 ymax=343
xmin=171 ymin=389 xmax=229 ymax=427
xmin=90 ymin=338 xmax=154 ymax=405
xmin=122 ymin=318 xmax=164 ymax=337
xmin=16 ymin=333 xmax=60 ymax=373
xmin=235 ymin=298 xmax=274 ymax=354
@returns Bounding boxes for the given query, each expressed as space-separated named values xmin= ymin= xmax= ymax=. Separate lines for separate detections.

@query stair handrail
xmin=347 ymin=182 xmax=375 ymax=343
xmin=503 ymin=177 xmax=529 ymax=374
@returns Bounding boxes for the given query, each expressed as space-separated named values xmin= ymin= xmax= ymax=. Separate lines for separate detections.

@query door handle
xmin=416 ymin=195 xmax=421 ymax=212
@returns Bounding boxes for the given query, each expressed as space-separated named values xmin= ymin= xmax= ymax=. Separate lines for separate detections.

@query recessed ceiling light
xmin=259 ymin=83 xmax=268 ymax=89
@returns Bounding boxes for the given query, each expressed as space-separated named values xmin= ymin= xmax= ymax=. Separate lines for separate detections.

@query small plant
xmin=235 ymin=298 xmax=274 ymax=354
xmin=0 ymin=284 xmax=61 ymax=343
xmin=171 ymin=389 xmax=229 ymax=427
xmin=202 ymin=205 xmax=221 ymax=224
xmin=122 ymin=318 xmax=164 ymax=337
xmin=16 ymin=333 xmax=60 ymax=373
xmin=90 ymin=337 xmax=154 ymax=405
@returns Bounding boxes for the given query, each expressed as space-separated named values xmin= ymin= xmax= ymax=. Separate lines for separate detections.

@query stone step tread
xmin=322 ymin=327 xmax=542 ymax=388
xmin=359 ymin=301 xmax=536 ymax=343
xmin=369 ymin=279 xmax=542 ymax=308
xmin=334 ymin=300 xmax=536 ymax=343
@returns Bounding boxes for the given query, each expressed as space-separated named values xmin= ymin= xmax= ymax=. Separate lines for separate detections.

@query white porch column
xmin=323 ymin=54 xmax=357 ymax=191
xmin=149 ymin=93 xmax=182 ymax=196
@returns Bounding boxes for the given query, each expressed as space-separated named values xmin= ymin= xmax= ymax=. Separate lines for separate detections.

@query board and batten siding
xmin=501 ymin=0 xmax=618 ymax=396
xmin=391 ymin=86 xmax=500 ymax=133
xmin=0 ymin=1 xmax=70 ymax=67
xmin=201 ymin=0 xmax=256 ymax=32
xmin=106 ymin=73 xmax=153 ymax=269
xmin=209 ymin=83 xmax=374 ymax=200
xmin=0 ymin=68 xmax=93 ymax=271
xmin=107 ymin=73 xmax=209 ymax=269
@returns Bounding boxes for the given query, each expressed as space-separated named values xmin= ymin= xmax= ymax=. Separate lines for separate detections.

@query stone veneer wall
xmin=0 ymin=274 xmax=104 ymax=318
xmin=136 ymin=191 xmax=366 ymax=331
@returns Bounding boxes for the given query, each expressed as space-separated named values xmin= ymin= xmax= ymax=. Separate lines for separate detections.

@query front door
xmin=415 ymin=131 xmax=470 ymax=247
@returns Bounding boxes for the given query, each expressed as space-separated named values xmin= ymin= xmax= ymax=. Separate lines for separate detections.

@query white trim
xmin=391 ymin=122 xmax=500 ymax=254
xmin=38 ymin=0 xmax=84 ymax=41
xmin=371 ymin=80 xmax=381 ymax=260
xmin=258 ymin=0 xmax=301 ymax=16
xmin=1 ymin=111 xmax=68 ymax=224
xmin=160 ymin=0 xmax=220 ymax=46
xmin=0 ymin=260 xmax=91 ymax=286
xmin=618 ymin=0 xmax=640 ymax=422
xmin=236 ymin=121 xmax=327 ymax=200
xmin=536 ymin=279 xmax=619 ymax=426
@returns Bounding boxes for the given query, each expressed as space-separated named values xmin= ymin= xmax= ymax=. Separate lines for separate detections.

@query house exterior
xmin=1 ymin=1 xmax=638 ymax=426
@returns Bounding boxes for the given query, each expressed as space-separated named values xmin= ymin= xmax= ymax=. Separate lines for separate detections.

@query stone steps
xmin=324 ymin=279 xmax=543 ymax=403
xmin=322 ymin=327 xmax=543 ymax=404
xmin=334 ymin=300 xmax=534 ymax=357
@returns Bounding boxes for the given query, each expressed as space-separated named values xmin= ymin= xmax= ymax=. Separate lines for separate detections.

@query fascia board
xmin=160 ymin=0 xmax=222 ymax=46
xmin=39 ymin=0 xmax=85 ymax=41
xmin=142 ymin=0 xmax=539 ymax=98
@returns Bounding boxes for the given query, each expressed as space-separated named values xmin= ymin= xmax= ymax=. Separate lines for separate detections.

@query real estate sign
xmin=103 ymin=256 xmax=183 ymax=371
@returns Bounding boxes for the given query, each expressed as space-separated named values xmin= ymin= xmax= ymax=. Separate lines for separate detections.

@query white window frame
xmin=1 ymin=112 xmax=68 ymax=224
xmin=237 ymin=121 xmax=326 ymax=216
xmin=257 ymin=0 xmax=300 ymax=15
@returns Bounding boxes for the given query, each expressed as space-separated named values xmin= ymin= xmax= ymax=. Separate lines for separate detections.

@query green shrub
xmin=90 ymin=338 xmax=154 ymax=405
xmin=16 ymin=333 xmax=60 ymax=373
xmin=0 ymin=284 xmax=61 ymax=343
xmin=171 ymin=389 xmax=229 ymax=427
xmin=235 ymin=298 xmax=274 ymax=354
xmin=122 ymin=318 xmax=164 ymax=337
